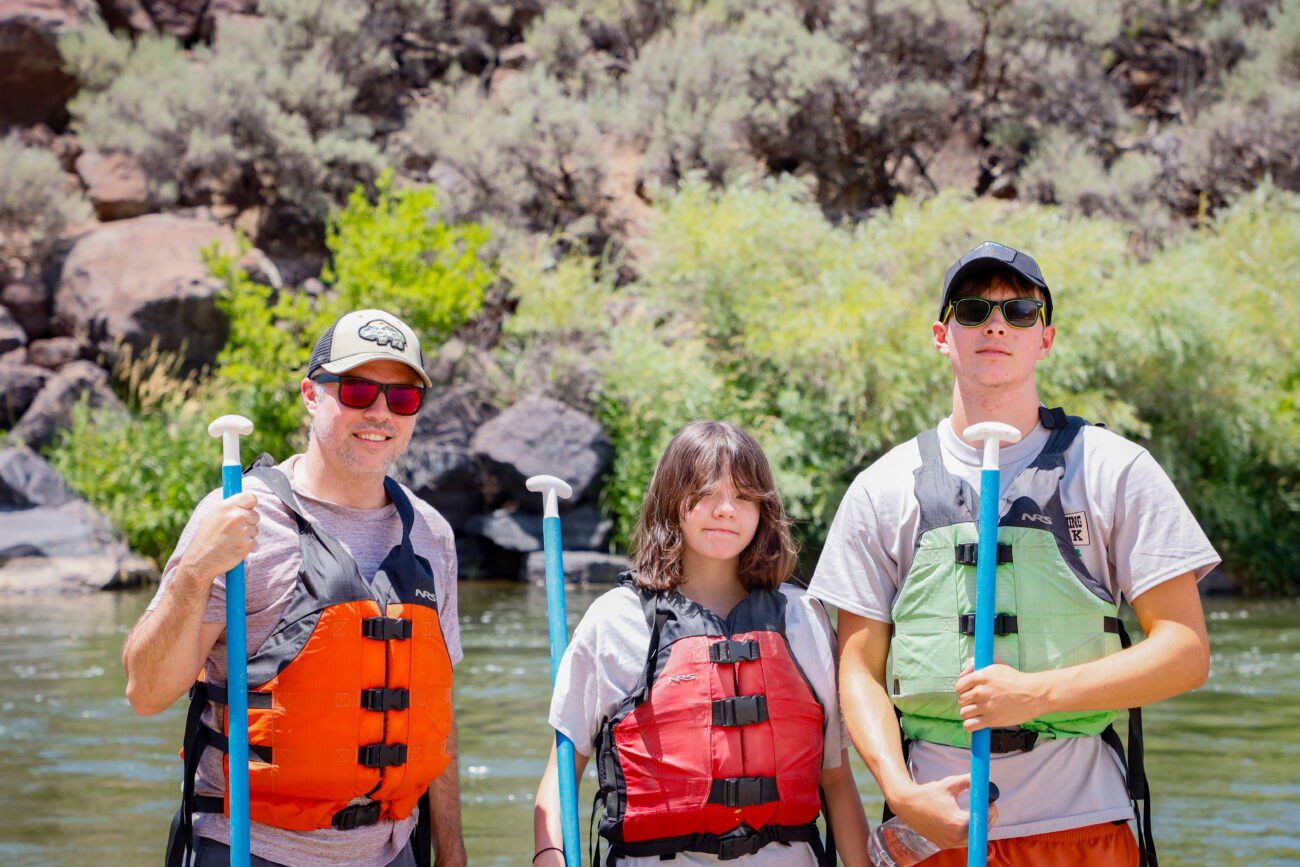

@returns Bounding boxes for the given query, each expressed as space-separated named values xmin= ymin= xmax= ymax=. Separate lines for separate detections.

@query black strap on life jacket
xmin=1103 ymin=618 xmax=1156 ymax=867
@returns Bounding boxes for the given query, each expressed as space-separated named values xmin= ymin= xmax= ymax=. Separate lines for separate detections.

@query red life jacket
xmin=594 ymin=575 xmax=827 ymax=863
xmin=169 ymin=465 xmax=453 ymax=863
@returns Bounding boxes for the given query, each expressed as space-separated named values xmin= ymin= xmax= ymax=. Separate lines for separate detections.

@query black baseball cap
xmin=939 ymin=242 xmax=1052 ymax=325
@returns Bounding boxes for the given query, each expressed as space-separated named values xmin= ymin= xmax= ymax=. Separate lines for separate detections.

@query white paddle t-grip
xmin=208 ymin=414 xmax=255 ymax=468
xmin=526 ymin=475 xmax=573 ymax=518
xmin=962 ymin=421 xmax=1022 ymax=469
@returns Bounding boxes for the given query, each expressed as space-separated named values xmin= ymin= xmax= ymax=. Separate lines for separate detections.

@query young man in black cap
xmin=809 ymin=243 xmax=1216 ymax=865
xmin=123 ymin=309 xmax=467 ymax=867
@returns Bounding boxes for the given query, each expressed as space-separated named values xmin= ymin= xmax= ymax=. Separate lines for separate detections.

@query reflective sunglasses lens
xmin=1003 ymin=299 xmax=1041 ymax=327
xmin=338 ymin=378 xmax=380 ymax=409
xmin=387 ymin=386 xmax=423 ymax=415
xmin=952 ymin=298 xmax=992 ymax=326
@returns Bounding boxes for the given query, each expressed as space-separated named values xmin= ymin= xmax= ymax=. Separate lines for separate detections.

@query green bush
xmin=0 ymin=133 xmax=90 ymax=281
xmin=401 ymin=67 xmax=609 ymax=232
xmin=62 ymin=11 xmax=386 ymax=223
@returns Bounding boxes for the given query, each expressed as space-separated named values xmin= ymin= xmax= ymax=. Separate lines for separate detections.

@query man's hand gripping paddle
xmin=208 ymin=414 xmax=254 ymax=867
xmin=961 ymin=422 xmax=1021 ymax=867
xmin=526 ymin=475 xmax=581 ymax=867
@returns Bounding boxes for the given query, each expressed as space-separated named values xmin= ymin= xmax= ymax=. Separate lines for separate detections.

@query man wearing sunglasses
xmin=810 ymin=242 xmax=1216 ymax=866
xmin=124 ymin=309 xmax=467 ymax=867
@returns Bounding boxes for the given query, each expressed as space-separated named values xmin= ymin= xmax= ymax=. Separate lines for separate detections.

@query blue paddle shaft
xmin=967 ymin=466 xmax=999 ymax=867
xmin=222 ymin=463 xmax=251 ymax=867
xmin=542 ymin=515 xmax=582 ymax=867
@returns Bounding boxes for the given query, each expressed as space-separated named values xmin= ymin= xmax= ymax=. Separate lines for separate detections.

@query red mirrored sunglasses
xmin=312 ymin=373 xmax=425 ymax=416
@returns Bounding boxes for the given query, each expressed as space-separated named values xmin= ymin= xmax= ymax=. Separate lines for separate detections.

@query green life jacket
xmin=888 ymin=409 xmax=1124 ymax=749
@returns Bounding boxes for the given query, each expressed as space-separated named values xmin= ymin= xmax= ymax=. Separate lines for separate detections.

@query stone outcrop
xmin=0 ymin=362 xmax=49 ymax=429
xmin=9 ymin=359 xmax=127 ymax=449
xmin=75 ymin=151 xmax=154 ymax=221
xmin=52 ymin=212 xmax=238 ymax=372
xmin=523 ymin=550 xmax=632 ymax=585
xmin=469 ymin=396 xmax=611 ymax=505
xmin=391 ymin=387 xmax=490 ymax=531
xmin=0 ymin=0 xmax=87 ymax=127
xmin=0 ymin=446 xmax=157 ymax=592
xmin=464 ymin=504 xmax=611 ymax=554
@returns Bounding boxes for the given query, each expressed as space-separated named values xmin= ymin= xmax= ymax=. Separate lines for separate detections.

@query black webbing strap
xmin=1103 ymin=616 xmax=1122 ymax=633
xmin=332 ymin=801 xmax=382 ymax=830
xmin=1106 ymin=618 xmax=1157 ymax=867
xmin=200 ymin=724 xmax=274 ymax=763
xmin=954 ymin=542 xmax=1014 ymax=566
xmin=1038 ymin=405 xmax=1069 ymax=430
xmin=200 ymin=683 xmax=273 ymax=710
xmin=988 ymin=727 xmax=1038 ymax=753
xmin=711 ymin=695 xmax=769 ymax=727
xmin=706 ymin=776 xmax=779 ymax=807
xmin=414 ymin=788 xmax=432 ymax=867
xmin=709 ymin=639 xmax=760 ymax=663
xmin=610 ymin=821 xmax=818 ymax=863
xmin=165 ymin=682 xmax=213 ymax=867
xmin=958 ymin=612 xmax=1019 ymax=636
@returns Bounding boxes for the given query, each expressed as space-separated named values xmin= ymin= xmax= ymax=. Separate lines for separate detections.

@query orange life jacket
xmin=172 ymin=466 xmax=453 ymax=849
xmin=594 ymin=575 xmax=827 ymax=863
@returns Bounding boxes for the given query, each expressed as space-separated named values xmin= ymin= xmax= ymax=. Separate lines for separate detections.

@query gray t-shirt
xmin=549 ymin=582 xmax=846 ymax=867
xmin=809 ymin=416 xmax=1219 ymax=838
xmin=148 ymin=454 xmax=462 ymax=867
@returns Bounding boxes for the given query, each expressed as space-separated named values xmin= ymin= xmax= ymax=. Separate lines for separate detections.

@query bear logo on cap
xmin=357 ymin=319 xmax=407 ymax=351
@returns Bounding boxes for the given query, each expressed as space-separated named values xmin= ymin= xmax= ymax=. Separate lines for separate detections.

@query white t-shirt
xmin=809 ymin=416 xmax=1219 ymax=839
xmin=549 ymin=582 xmax=846 ymax=867
xmin=148 ymin=454 xmax=463 ymax=867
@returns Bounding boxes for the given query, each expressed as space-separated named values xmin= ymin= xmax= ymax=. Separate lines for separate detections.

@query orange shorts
xmin=921 ymin=821 xmax=1139 ymax=867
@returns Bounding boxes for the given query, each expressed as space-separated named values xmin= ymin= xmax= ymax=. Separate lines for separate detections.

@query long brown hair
xmin=633 ymin=421 xmax=798 ymax=592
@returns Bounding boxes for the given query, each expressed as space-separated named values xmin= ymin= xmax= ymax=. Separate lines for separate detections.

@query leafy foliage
xmin=0 ymin=133 xmax=90 ymax=281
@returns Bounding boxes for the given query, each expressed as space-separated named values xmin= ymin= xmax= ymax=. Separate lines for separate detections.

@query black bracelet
xmin=533 ymin=847 xmax=564 ymax=863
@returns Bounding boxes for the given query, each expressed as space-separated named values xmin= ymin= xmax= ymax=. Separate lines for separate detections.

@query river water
xmin=0 ymin=584 xmax=1296 ymax=866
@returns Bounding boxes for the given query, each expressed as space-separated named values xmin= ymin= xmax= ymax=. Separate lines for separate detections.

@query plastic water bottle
xmin=867 ymin=782 xmax=1000 ymax=867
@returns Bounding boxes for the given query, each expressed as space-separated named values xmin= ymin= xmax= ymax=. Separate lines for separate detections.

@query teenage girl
xmin=534 ymin=421 xmax=870 ymax=866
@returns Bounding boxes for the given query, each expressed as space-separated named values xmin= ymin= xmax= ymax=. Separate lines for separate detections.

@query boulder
xmin=26 ymin=335 xmax=87 ymax=369
xmin=392 ymin=388 xmax=492 ymax=530
xmin=464 ymin=504 xmax=611 ymax=553
xmin=523 ymin=550 xmax=632 ymax=584
xmin=0 ymin=445 xmax=157 ymax=592
xmin=469 ymin=396 xmax=610 ymax=505
xmin=9 ymin=359 xmax=127 ymax=449
xmin=0 ymin=305 xmax=25 ymax=355
xmin=0 ymin=445 xmax=72 ymax=506
xmin=75 ymin=150 xmax=153 ymax=221
xmin=96 ymin=0 xmax=153 ymax=33
xmin=0 ymin=0 xmax=87 ymax=127
xmin=2 ymin=280 xmax=52 ymax=338
xmin=52 ymin=213 xmax=238 ymax=372
xmin=0 ymin=363 xmax=50 ymax=429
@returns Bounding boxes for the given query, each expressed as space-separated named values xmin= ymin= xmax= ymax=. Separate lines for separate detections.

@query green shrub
xmin=62 ymin=14 xmax=386 ymax=223
xmin=402 ymin=67 xmax=609 ymax=232
xmin=0 ymin=133 xmax=91 ymax=281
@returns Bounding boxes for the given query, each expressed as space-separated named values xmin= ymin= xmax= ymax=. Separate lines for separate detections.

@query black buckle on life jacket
xmin=711 ymin=695 xmax=768 ymax=727
xmin=709 ymin=639 xmax=760 ymax=664
xmin=989 ymin=728 xmax=1039 ymax=753
xmin=331 ymin=801 xmax=382 ymax=830
xmin=954 ymin=542 xmax=1013 ymax=566
xmin=958 ymin=613 xmax=1019 ymax=636
xmin=361 ymin=687 xmax=410 ymax=712
xmin=708 ymin=775 xmax=779 ymax=808
xmin=358 ymin=742 xmax=408 ymax=768
xmin=361 ymin=616 xmax=412 ymax=641
xmin=717 ymin=832 xmax=764 ymax=861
